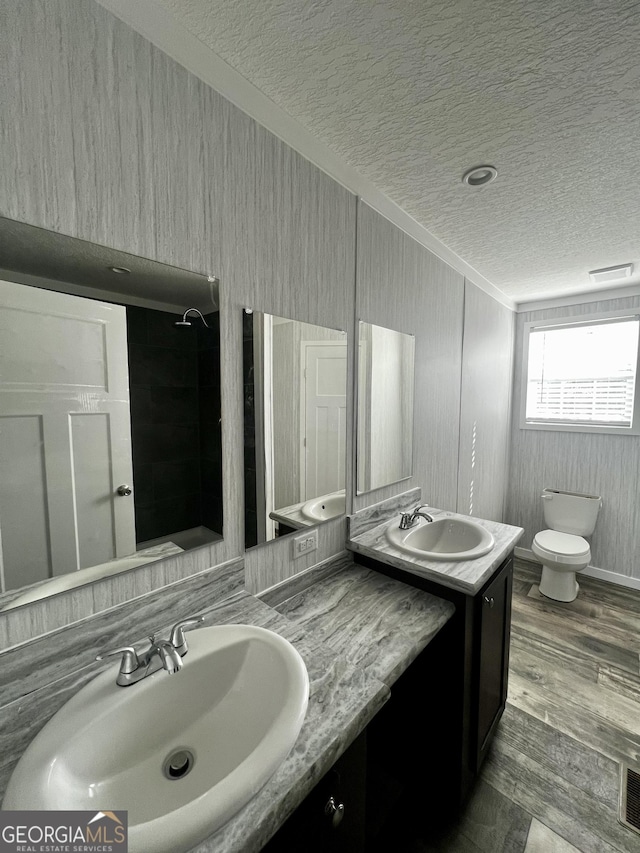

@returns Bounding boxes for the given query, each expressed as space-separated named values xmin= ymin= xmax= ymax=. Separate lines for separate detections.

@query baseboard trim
xmin=514 ymin=547 xmax=640 ymax=592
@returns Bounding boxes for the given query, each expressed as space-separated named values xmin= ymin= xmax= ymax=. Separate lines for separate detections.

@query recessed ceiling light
xmin=462 ymin=165 xmax=498 ymax=187
xmin=109 ymin=266 xmax=131 ymax=275
xmin=588 ymin=264 xmax=633 ymax=284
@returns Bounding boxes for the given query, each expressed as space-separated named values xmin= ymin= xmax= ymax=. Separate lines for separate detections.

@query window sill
xmin=520 ymin=421 xmax=640 ymax=437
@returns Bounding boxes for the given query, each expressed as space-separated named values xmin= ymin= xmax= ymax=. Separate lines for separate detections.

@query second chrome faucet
xmin=399 ymin=505 xmax=434 ymax=530
xmin=97 ymin=615 xmax=205 ymax=687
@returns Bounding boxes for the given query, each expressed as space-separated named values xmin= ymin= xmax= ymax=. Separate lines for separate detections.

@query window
xmin=521 ymin=310 xmax=640 ymax=435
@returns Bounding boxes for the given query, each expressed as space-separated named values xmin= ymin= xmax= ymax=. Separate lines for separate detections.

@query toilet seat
xmin=533 ymin=529 xmax=590 ymax=558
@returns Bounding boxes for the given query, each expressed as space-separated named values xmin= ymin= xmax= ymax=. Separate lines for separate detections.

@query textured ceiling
xmin=152 ymin=0 xmax=640 ymax=303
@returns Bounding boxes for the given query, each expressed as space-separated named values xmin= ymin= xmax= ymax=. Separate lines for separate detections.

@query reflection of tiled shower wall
xmin=197 ymin=313 xmax=223 ymax=537
xmin=243 ymin=311 xmax=258 ymax=548
xmin=126 ymin=307 xmax=222 ymax=544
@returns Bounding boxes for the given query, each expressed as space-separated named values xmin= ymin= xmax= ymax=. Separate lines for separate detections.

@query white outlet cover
xmin=291 ymin=530 xmax=317 ymax=559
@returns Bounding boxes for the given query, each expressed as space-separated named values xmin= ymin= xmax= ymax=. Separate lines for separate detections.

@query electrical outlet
xmin=292 ymin=529 xmax=318 ymax=559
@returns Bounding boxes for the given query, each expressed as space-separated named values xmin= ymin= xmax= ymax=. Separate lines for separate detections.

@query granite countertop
xmin=190 ymin=561 xmax=454 ymax=852
xmin=269 ymin=491 xmax=345 ymax=531
xmin=264 ymin=562 xmax=455 ymax=687
xmin=269 ymin=501 xmax=311 ymax=530
xmin=348 ymin=507 xmax=524 ymax=594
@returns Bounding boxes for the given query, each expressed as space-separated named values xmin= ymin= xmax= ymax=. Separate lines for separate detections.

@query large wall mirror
xmin=0 ymin=217 xmax=222 ymax=611
xmin=243 ymin=310 xmax=347 ymax=547
xmin=357 ymin=321 xmax=415 ymax=494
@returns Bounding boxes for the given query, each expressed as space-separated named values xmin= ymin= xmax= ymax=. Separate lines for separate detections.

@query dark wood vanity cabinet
xmin=264 ymin=554 xmax=514 ymax=850
xmin=474 ymin=555 xmax=513 ymax=770
xmin=355 ymin=552 xmax=514 ymax=811
xmin=263 ymin=731 xmax=367 ymax=853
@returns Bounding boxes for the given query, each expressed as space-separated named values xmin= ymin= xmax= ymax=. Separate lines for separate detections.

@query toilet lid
xmin=534 ymin=529 xmax=590 ymax=557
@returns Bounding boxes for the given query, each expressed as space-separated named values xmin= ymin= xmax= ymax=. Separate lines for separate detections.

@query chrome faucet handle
xmin=96 ymin=646 xmax=140 ymax=675
xmin=169 ymin=615 xmax=205 ymax=655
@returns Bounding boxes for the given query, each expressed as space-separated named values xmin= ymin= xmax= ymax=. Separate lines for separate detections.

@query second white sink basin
xmin=2 ymin=624 xmax=309 ymax=853
xmin=386 ymin=516 xmax=494 ymax=561
xmin=301 ymin=491 xmax=345 ymax=521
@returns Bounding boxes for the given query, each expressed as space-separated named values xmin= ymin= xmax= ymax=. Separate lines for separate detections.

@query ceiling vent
xmin=589 ymin=264 xmax=633 ymax=285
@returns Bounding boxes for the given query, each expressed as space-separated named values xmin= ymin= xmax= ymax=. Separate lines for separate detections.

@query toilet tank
xmin=541 ymin=488 xmax=601 ymax=536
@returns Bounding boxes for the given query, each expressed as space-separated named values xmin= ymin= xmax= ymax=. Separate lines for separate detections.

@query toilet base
xmin=539 ymin=566 xmax=580 ymax=602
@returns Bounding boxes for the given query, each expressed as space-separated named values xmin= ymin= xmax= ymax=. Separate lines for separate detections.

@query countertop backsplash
xmin=347 ymin=487 xmax=422 ymax=539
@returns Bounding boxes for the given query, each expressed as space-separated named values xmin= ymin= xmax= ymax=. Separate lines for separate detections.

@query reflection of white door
xmin=301 ymin=342 xmax=347 ymax=499
xmin=0 ymin=279 xmax=135 ymax=591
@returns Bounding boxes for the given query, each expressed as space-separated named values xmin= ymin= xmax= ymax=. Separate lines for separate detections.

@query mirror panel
xmin=357 ymin=321 xmax=415 ymax=494
xmin=0 ymin=216 xmax=222 ymax=611
xmin=244 ymin=311 xmax=347 ymax=547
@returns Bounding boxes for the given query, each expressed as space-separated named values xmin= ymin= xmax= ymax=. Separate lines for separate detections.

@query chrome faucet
xmin=97 ymin=615 xmax=205 ymax=687
xmin=147 ymin=637 xmax=183 ymax=674
xmin=399 ymin=505 xmax=434 ymax=529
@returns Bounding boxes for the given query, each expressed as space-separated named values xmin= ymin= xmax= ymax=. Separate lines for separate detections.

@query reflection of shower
xmin=174 ymin=308 xmax=210 ymax=328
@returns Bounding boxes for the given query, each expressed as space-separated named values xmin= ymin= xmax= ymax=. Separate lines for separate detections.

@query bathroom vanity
xmin=260 ymin=560 xmax=457 ymax=851
xmin=0 ymin=505 xmax=522 ymax=853
xmin=256 ymin=504 xmax=523 ymax=850
xmin=348 ymin=506 xmax=523 ymax=805
xmin=358 ymin=551 xmax=513 ymax=792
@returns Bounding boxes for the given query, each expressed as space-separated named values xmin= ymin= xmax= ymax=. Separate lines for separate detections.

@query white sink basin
xmin=301 ymin=491 xmax=345 ymax=521
xmin=2 ymin=625 xmax=309 ymax=853
xmin=386 ymin=516 xmax=494 ymax=561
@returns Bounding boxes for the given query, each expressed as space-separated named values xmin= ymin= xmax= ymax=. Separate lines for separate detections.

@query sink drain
xmin=163 ymin=749 xmax=195 ymax=781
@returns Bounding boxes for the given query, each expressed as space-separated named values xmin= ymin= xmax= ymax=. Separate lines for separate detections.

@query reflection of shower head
xmin=174 ymin=308 xmax=210 ymax=328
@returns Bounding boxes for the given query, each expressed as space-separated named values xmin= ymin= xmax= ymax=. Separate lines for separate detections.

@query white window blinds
xmin=525 ymin=316 xmax=640 ymax=427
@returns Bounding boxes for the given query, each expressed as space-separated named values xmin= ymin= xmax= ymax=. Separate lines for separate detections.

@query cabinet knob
xmin=117 ymin=484 xmax=132 ymax=496
xmin=484 ymin=596 xmax=495 ymax=608
xmin=324 ymin=796 xmax=345 ymax=828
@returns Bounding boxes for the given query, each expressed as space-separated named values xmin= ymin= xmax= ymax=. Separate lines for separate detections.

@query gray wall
xmin=0 ymin=0 xmax=515 ymax=649
xmin=507 ymin=294 xmax=640 ymax=580
xmin=0 ymin=0 xmax=355 ymax=641
xmin=353 ymin=204 xmax=514 ymax=523
xmin=354 ymin=201 xmax=465 ymax=512
xmin=458 ymin=282 xmax=514 ymax=521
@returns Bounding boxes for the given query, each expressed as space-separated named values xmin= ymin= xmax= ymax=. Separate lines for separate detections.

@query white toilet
xmin=532 ymin=488 xmax=602 ymax=602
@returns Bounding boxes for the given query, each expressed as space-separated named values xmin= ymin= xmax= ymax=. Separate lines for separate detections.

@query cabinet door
xmin=263 ymin=732 xmax=366 ymax=853
xmin=475 ymin=557 xmax=513 ymax=770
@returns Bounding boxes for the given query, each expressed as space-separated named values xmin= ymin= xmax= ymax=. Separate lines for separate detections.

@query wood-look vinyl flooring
xmin=411 ymin=559 xmax=640 ymax=853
